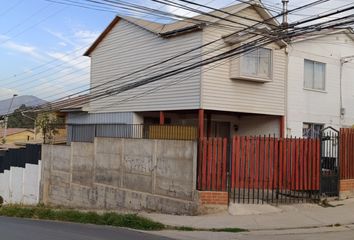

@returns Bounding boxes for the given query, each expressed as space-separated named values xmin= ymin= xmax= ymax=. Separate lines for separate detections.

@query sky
xmin=0 ymin=0 xmax=352 ymax=102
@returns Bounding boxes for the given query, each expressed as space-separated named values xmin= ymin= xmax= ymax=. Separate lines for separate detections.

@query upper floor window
xmin=304 ymin=59 xmax=326 ymax=91
xmin=241 ymin=47 xmax=272 ymax=80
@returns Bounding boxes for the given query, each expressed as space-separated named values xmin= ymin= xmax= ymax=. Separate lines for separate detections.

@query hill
xmin=0 ymin=95 xmax=46 ymax=116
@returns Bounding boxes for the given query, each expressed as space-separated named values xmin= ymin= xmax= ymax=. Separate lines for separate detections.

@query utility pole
xmin=3 ymin=94 xmax=17 ymax=143
xmin=21 ymin=112 xmax=37 ymax=141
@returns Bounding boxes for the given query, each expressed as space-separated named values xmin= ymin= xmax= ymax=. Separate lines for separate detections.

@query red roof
xmin=0 ymin=128 xmax=33 ymax=136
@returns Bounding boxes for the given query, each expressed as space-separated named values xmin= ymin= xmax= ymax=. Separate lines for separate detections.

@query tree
xmin=7 ymin=105 xmax=37 ymax=129
xmin=36 ymin=113 xmax=60 ymax=144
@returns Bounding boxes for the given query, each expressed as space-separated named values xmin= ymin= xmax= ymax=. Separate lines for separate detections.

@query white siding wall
xmin=287 ymin=33 xmax=354 ymax=137
xmin=201 ymin=7 xmax=287 ymax=116
xmin=210 ymin=114 xmax=280 ymax=137
xmin=89 ymin=20 xmax=203 ymax=113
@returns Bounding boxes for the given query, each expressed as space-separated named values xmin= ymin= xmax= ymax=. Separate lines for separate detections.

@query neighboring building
xmin=287 ymin=28 xmax=354 ymax=137
xmin=0 ymin=128 xmax=34 ymax=144
xmin=69 ymin=0 xmax=287 ymax=141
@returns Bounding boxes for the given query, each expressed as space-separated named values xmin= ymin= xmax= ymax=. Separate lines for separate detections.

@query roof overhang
xmin=84 ymin=0 xmax=287 ymax=56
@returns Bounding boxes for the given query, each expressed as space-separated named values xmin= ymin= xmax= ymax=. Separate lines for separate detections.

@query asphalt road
xmin=0 ymin=216 xmax=174 ymax=240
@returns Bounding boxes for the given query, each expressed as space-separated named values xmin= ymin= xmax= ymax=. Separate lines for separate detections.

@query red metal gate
xmin=197 ymin=136 xmax=322 ymax=204
xmin=230 ymin=136 xmax=320 ymax=204
xmin=197 ymin=138 xmax=228 ymax=191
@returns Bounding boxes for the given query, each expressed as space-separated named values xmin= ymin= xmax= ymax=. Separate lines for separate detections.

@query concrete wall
xmin=41 ymin=138 xmax=198 ymax=214
xmin=0 ymin=162 xmax=41 ymax=205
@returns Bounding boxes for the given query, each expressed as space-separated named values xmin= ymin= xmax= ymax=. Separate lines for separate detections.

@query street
xmin=0 ymin=216 xmax=173 ymax=240
xmin=2 ymin=216 xmax=354 ymax=240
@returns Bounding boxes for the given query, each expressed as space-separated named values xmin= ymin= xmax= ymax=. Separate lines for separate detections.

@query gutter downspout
xmin=339 ymin=55 xmax=354 ymax=127
xmin=285 ymin=46 xmax=289 ymax=137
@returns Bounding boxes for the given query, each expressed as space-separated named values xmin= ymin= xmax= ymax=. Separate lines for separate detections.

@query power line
xmin=0 ymin=0 xmax=249 ymax=98
xmin=0 ymin=0 xmax=24 ymax=18
xmin=16 ymin=0 xmax=330 ymax=110
xmin=1 ymin=0 xmax=338 ymax=114
xmin=39 ymin=1 xmax=354 ymax=113
xmin=0 ymin=6 xmax=66 ymax=46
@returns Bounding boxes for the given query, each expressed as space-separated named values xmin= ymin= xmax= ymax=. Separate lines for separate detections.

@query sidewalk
xmin=141 ymin=198 xmax=354 ymax=231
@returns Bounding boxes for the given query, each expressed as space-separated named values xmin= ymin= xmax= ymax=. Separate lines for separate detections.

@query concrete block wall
xmin=41 ymin=138 xmax=199 ymax=215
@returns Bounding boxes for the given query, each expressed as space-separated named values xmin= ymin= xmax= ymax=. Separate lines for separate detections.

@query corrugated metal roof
xmin=66 ymin=112 xmax=134 ymax=125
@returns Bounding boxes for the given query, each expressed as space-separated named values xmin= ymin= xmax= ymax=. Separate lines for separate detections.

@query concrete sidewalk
xmin=141 ymin=198 xmax=354 ymax=231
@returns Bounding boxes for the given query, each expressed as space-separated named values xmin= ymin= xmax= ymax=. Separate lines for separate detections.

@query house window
xmin=303 ymin=123 xmax=324 ymax=138
xmin=241 ymin=47 xmax=272 ymax=79
xmin=304 ymin=59 xmax=326 ymax=90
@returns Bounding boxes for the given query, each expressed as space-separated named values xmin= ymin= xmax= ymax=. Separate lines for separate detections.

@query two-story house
xmin=287 ymin=28 xmax=354 ymax=138
xmin=67 ymin=0 xmax=288 ymax=141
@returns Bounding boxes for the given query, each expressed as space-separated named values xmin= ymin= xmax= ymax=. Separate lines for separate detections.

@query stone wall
xmin=41 ymin=138 xmax=198 ymax=214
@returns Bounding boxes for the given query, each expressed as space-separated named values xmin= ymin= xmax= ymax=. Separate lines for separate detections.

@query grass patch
xmin=0 ymin=205 xmax=248 ymax=233
xmin=0 ymin=205 xmax=164 ymax=231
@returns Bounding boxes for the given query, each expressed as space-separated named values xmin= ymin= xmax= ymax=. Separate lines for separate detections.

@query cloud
xmin=46 ymin=28 xmax=99 ymax=47
xmin=0 ymin=88 xmax=19 ymax=101
xmin=46 ymin=29 xmax=77 ymax=47
xmin=3 ymin=41 xmax=44 ymax=60
xmin=46 ymin=50 xmax=90 ymax=71
xmin=73 ymin=30 xmax=99 ymax=45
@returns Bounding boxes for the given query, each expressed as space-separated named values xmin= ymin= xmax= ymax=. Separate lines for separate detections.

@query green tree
xmin=36 ymin=113 xmax=60 ymax=144
xmin=7 ymin=105 xmax=37 ymax=129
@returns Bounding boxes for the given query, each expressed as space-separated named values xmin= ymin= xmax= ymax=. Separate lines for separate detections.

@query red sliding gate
xmin=197 ymin=136 xmax=322 ymax=204
xmin=230 ymin=136 xmax=320 ymax=204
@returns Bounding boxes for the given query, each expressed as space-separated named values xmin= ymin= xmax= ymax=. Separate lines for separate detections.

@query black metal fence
xmin=59 ymin=124 xmax=198 ymax=143
xmin=0 ymin=144 xmax=41 ymax=172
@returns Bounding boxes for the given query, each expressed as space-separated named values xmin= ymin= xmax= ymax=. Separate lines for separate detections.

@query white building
xmin=286 ymin=28 xmax=354 ymax=138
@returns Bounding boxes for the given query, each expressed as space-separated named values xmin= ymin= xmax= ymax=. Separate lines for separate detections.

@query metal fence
xmin=197 ymin=138 xmax=228 ymax=192
xmin=340 ymin=128 xmax=354 ymax=179
xmin=0 ymin=144 xmax=41 ymax=172
xmin=62 ymin=124 xmax=198 ymax=143
xmin=229 ymin=136 xmax=321 ymax=204
xmin=197 ymin=135 xmax=325 ymax=204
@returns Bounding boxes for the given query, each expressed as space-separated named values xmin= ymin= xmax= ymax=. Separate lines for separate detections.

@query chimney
xmin=282 ymin=0 xmax=289 ymax=26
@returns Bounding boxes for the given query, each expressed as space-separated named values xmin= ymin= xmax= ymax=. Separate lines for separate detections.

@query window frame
xmin=303 ymin=59 xmax=326 ymax=91
xmin=302 ymin=122 xmax=324 ymax=139
xmin=239 ymin=47 xmax=273 ymax=81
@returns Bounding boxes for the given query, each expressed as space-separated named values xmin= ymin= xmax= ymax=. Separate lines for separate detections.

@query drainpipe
xmin=339 ymin=56 xmax=354 ymax=127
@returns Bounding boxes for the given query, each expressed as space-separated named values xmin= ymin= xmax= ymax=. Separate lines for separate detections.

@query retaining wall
xmin=41 ymin=138 xmax=199 ymax=214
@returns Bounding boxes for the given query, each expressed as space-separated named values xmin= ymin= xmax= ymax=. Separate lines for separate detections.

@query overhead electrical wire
xmin=9 ymin=0 xmax=332 ymax=112
xmin=0 ymin=0 xmax=342 ymax=115
xmin=38 ymin=0 xmax=354 ymax=112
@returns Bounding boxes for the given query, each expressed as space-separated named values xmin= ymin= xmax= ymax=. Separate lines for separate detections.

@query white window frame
xmin=303 ymin=59 xmax=326 ymax=91
xmin=240 ymin=47 xmax=273 ymax=81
